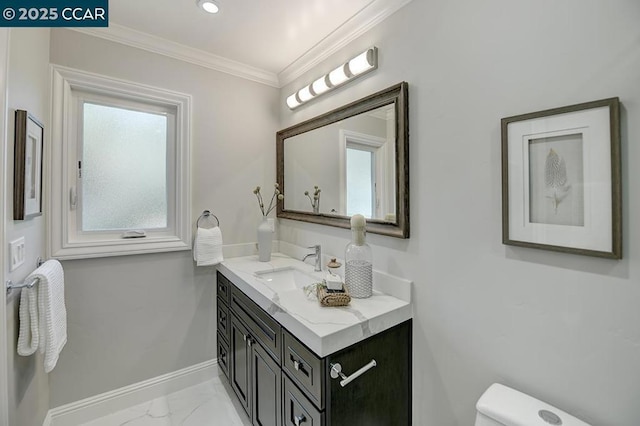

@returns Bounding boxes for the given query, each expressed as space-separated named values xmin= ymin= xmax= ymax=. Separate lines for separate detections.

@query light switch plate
xmin=9 ymin=237 xmax=26 ymax=272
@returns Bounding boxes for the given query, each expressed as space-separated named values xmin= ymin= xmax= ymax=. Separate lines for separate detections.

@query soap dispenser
xmin=325 ymin=258 xmax=343 ymax=291
xmin=344 ymin=214 xmax=372 ymax=298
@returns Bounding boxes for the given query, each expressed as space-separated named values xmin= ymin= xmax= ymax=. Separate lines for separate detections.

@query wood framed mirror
xmin=277 ymin=82 xmax=409 ymax=238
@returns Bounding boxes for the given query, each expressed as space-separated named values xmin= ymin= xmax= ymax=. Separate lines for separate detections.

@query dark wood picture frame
xmin=14 ymin=110 xmax=44 ymax=220
xmin=501 ymin=97 xmax=621 ymax=259
xmin=277 ymin=82 xmax=409 ymax=238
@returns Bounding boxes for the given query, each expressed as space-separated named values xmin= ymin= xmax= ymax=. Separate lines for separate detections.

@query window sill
xmin=50 ymin=237 xmax=191 ymax=260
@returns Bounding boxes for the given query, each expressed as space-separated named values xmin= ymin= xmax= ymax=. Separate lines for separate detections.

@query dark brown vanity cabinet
xmin=218 ymin=272 xmax=282 ymax=426
xmin=229 ymin=313 xmax=252 ymax=414
xmin=217 ymin=271 xmax=411 ymax=426
xmin=216 ymin=273 xmax=231 ymax=380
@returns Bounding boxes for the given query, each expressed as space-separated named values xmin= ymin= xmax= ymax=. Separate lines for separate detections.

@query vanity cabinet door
xmin=231 ymin=286 xmax=281 ymax=363
xmin=251 ymin=342 xmax=281 ymax=426
xmin=216 ymin=271 xmax=231 ymax=306
xmin=217 ymin=331 xmax=230 ymax=379
xmin=230 ymin=313 xmax=251 ymax=417
xmin=283 ymin=375 xmax=324 ymax=426
xmin=325 ymin=320 xmax=412 ymax=426
xmin=282 ymin=330 xmax=324 ymax=409
xmin=217 ymin=301 xmax=231 ymax=344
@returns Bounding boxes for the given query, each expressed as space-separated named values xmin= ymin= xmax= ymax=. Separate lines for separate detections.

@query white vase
xmin=257 ymin=217 xmax=272 ymax=262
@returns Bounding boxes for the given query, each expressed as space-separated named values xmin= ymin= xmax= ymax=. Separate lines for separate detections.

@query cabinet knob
xmin=294 ymin=414 xmax=306 ymax=426
xmin=293 ymin=360 xmax=301 ymax=371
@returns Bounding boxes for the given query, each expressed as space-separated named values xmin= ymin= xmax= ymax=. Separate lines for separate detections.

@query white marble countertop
xmin=217 ymin=253 xmax=412 ymax=357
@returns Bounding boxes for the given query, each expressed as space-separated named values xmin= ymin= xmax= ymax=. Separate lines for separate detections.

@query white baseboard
xmin=46 ymin=359 xmax=218 ymax=426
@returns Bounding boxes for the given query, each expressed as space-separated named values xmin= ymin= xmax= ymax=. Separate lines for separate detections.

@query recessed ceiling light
xmin=197 ymin=0 xmax=219 ymax=14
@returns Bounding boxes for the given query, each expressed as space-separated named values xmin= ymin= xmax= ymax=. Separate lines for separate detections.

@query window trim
xmin=49 ymin=65 xmax=191 ymax=259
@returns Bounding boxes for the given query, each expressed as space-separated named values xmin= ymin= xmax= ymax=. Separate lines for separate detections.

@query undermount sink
xmin=254 ymin=267 xmax=321 ymax=292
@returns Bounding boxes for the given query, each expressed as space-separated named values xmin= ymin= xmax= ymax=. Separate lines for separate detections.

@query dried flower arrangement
xmin=304 ymin=185 xmax=321 ymax=213
xmin=253 ymin=183 xmax=284 ymax=216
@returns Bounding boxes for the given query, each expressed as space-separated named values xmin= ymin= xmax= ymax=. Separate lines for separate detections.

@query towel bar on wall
xmin=5 ymin=257 xmax=45 ymax=295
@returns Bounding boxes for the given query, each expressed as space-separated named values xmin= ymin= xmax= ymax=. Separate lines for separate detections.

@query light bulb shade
xmin=297 ymin=85 xmax=314 ymax=102
xmin=286 ymin=93 xmax=301 ymax=109
xmin=197 ymin=0 xmax=219 ymax=13
xmin=328 ymin=64 xmax=349 ymax=87
xmin=311 ymin=76 xmax=330 ymax=95
xmin=348 ymin=48 xmax=377 ymax=76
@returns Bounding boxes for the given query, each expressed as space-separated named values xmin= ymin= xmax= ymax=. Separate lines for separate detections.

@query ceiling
xmin=96 ymin=0 xmax=411 ymax=87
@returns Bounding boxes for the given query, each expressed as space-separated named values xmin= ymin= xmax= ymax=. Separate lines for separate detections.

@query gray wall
xmin=5 ymin=28 xmax=51 ymax=426
xmin=48 ymin=29 xmax=280 ymax=407
xmin=278 ymin=1 xmax=640 ymax=425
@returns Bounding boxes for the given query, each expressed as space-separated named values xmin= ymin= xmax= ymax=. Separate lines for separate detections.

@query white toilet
xmin=475 ymin=383 xmax=591 ymax=426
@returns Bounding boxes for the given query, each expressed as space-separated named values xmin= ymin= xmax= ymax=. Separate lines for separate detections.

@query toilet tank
xmin=475 ymin=383 xmax=591 ymax=426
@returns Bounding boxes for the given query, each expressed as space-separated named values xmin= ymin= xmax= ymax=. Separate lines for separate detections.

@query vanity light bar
xmin=286 ymin=47 xmax=378 ymax=110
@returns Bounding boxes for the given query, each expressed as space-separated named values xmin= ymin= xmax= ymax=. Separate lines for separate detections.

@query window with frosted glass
xmin=346 ymin=147 xmax=374 ymax=218
xmin=81 ymin=102 xmax=168 ymax=231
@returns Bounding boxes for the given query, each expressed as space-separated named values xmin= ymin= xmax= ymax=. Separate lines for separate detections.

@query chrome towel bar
xmin=330 ymin=359 xmax=377 ymax=387
xmin=6 ymin=257 xmax=45 ymax=295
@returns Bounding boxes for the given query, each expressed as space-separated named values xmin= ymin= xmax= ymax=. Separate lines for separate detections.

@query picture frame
xmin=501 ymin=98 xmax=621 ymax=259
xmin=14 ymin=110 xmax=44 ymax=220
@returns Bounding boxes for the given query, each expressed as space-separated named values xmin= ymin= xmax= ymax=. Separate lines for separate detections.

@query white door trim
xmin=0 ymin=27 xmax=11 ymax=426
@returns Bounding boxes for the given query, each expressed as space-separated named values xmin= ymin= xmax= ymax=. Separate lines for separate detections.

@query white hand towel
xmin=193 ymin=226 xmax=224 ymax=266
xmin=34 ymin=260 xmax=67 ymax=373
xmin=17 ymin=285 xmax=39 ymax=356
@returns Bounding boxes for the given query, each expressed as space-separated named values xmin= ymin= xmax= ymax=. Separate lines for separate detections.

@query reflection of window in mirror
xmin=340 ymin=130 xmax=392 ymax=219
xmin=346 ymin=144 xmax=375 ymax=217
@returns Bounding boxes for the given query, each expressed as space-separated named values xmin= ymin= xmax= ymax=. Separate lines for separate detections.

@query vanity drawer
xmin=217 ymin=301 xmax=230 ymax=344
xmin=282 ymin=329 xmax=324 ymax=409
xmin=216 ymin=271 xmax=231 ymax=306
xmin=231 ymin=286 xmax=281 ymax=363
xmin=283 ymin=375 xmax=324 ymax=426
xmin=217 ymin=331 xmax=230 ymax=380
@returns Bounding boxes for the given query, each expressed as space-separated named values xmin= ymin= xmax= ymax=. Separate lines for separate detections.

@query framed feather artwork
xmin=501 ymin=98 xmax=621 ymax=259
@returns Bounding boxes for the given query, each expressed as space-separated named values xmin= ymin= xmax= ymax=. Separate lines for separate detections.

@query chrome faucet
xmin=302 ymin=245 xmax=322 ymax=272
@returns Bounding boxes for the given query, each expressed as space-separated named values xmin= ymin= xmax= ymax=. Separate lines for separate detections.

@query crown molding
xmin=69 ymin=24 xmax=280 ymax=88
xmin=68 ymin=0 xmax=413 ymax=90
xmin=277 ymin=0 xmax=414 ymax=87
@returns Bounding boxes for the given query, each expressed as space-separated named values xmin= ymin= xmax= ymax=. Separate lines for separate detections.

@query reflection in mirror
xmin=277 ymin=82 xmax=409 ymax=238
xmin=284 ymin=103 xmax=395 ymax=221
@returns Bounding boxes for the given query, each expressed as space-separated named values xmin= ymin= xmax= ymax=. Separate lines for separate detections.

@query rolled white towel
xmin=17 ymin=285 xmax=39 ymax=356
xmin=194 ymin=226 xmax=224 ymax=266
xmin=34 ymin=260 xmax=67 ymax=373
xmin=17 ymin=260 xmax=67 ymax=372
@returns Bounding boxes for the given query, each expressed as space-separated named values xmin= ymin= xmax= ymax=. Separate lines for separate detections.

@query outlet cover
xmin=9 ymin=237 xmax=26 ymax=272
xmin=267 ymin=218 xmax=275 ymax=233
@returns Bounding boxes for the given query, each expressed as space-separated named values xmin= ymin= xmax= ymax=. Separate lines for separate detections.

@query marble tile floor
xmin=80 ymin=376 xmax=252 ymax=426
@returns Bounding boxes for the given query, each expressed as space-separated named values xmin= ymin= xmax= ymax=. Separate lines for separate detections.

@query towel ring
xmin=197 ymin=210 xmax=220 ymax=229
